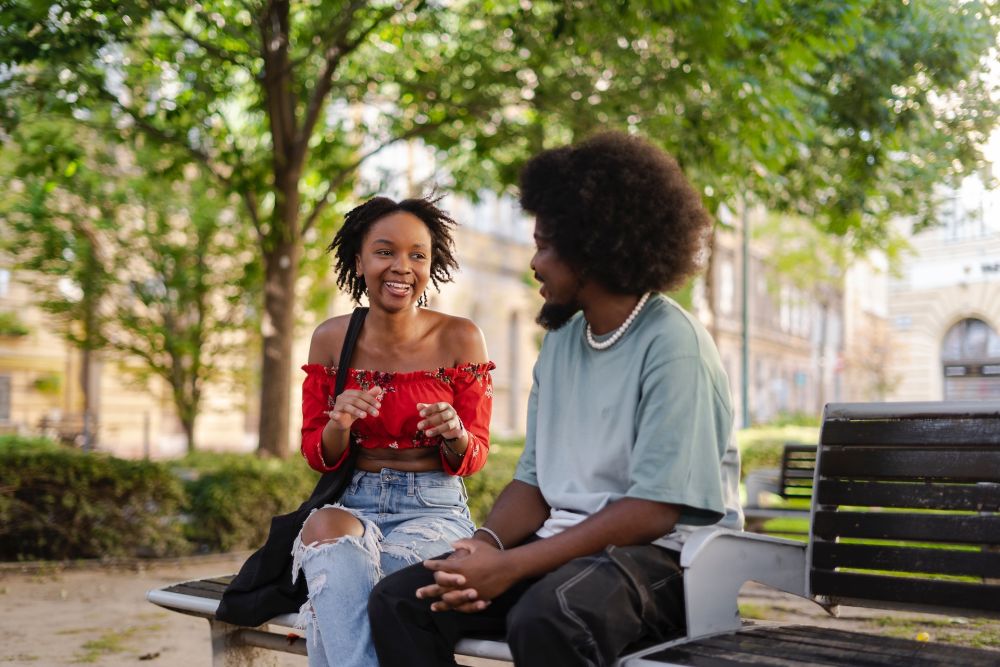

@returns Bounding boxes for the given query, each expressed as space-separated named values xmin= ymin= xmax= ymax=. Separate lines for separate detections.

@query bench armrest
xmin=681 ymin=527 xmax=807 ymax=639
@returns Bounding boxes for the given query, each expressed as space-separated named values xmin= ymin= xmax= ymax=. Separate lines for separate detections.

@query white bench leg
xmin=209 ymin=619 xmax=279 ymax=667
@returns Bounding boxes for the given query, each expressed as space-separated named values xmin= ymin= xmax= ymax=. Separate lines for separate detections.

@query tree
xmin=1 ymin=119 xmax=256 ymax=452
xmin=1 ymin=0 xmax=548 ymax=455
xmin=2 ymin=0 xmax=995 ymax=455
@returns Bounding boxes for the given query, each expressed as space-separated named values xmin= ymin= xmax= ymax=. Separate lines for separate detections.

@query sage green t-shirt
xmin=513 ymin=294 xmax=743 ymax=551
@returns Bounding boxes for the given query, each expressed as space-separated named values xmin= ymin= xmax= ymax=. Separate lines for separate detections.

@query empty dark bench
xmin=742 ymin=442 xmax=816 ymax=533
xmin=622 ymin=400 xmax=1000 ymax=666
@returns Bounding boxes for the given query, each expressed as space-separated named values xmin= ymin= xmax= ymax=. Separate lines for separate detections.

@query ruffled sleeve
xmin=300 ymin=364 xmax=350 ymax=473
xmin=441 ymin=362 xmax=496 ymax=477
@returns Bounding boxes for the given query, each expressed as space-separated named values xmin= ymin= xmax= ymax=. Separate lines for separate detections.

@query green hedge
xmin=737 ymin=425 xmax=819 ymax=477
xmin=0 ymin=435 xmax=526 ymax=561
xmin=1 ymin=426 xmax=833 ymax=561
xmin=465 ymin=437 xmax=523 ymax=525
xmin=175 ymin=452 xmax=319 ymax=553
xmin=0 ymin=437 xmax=189 ymax=560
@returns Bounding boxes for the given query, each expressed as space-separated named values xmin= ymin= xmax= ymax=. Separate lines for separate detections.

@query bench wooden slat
xmin=821 ymin=418 xmax=1000 ymax=447
xmin=638 ymin=625 xmax=1000 ymax=666
xmin=812 ymin=511 xmax=1000 ymax=545
xmin=162 ymin=579 xmax=230 ymax=600
xmin=810 ymin=570 xmax=1000 ymax=615
xmin=812 ymin=542 xmax=1000 ymax=578
xmin=816 ymin=479 xmax=1000 ymax=511
xmin=818 ymin=448 xmax=1000 ymax=481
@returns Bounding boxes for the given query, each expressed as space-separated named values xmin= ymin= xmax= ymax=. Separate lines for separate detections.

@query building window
xmin=941 ymin=318 xmax=1000 ymax=400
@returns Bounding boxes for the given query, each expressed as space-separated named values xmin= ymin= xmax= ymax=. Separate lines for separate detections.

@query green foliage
xmin=0 ymin=119 xmax=258 ymax=452
xmin=0 ymin=435 xmax=525 ymax=560
xmin=737 ymin=424 xmax=819 ymax=476
xmin=31 ymin=373 xmax=62 ymax=395
xmin=0 ymin=311 xmax=30 ymax=337
xmin=464 ymin=437 xmax=523 ymax=525
xmin=175 ymin=452 xmax=319 ymax=553
xmin=2 ymin=0 xmax=995 ymax=456
xmin=0 ymin=434 xmax=62 ymax=453
xmin=0 ymin=445 xmax=189 ymax=560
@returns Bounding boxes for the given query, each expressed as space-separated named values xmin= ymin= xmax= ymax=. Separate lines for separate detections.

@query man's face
xmin=530 ymin=221 xmax=582 ymax=330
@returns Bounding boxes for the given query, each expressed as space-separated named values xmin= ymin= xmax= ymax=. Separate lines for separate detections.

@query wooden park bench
xmin=148 ymin=401 xmax=1000 ymax=666
xmin=742 ymin=442 xmax=816 ymax=533
xmin=622 ymin=400 xmax=1000 ymax=665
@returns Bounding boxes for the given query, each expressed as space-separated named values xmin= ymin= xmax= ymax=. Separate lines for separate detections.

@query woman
xmin=293 ymin=195 xmax=494 ymax=667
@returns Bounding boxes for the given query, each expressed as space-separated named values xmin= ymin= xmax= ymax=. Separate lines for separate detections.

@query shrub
xmin=0 ymin=436 xmax=529 ymax=561
xmin=465 ymin=437 xmax=523 ymax=525
xmin=737 ymin=425 xmax=819 ymax=477
xmin=0 ymin=445 xmax=189 ymax=560
xmin=175 ymin=452 xmax=318 ymax=553
xmin=0 ymin=434 xmax=62 ymax=453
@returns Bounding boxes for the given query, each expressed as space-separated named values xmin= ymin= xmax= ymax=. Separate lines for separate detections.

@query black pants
xmin=368 ymin=543 xmax=685 ymax=667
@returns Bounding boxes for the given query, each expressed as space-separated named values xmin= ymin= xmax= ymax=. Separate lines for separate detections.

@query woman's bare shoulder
xmin=433 ymin=312 xmax=488 ymax=364
xmin=308 ymin=315 xmax=352 ymax=365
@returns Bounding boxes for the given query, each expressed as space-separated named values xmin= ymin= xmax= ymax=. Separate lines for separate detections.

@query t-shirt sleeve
xmin=440 ymin=362 xmax=495 ymax=476
xmin=627 ymin=352 xmax=730 ymax=525
xmin=513 ymin=359 xmax=540 ymax=487
xmin=300 ymin=365 xmax=350 ymax=473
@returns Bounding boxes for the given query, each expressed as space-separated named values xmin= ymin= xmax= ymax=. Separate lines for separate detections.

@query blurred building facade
xmin=884 ymin=174 xmax=1000 ymax=402
xmin=693 ymin=206 xmax=846 ymax=428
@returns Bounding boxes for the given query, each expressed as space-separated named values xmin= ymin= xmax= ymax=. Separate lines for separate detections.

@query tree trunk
xmin=181 ymin=415 xmax=196 ymax=455
xmin=257 ymin=235 xmax=300 ymax=458
xmin=256 ymin=0 xmax=302 ymax=458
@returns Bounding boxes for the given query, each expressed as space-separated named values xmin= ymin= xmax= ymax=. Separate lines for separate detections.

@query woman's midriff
xmin=355 ymin=446 xmax=443 ymax=473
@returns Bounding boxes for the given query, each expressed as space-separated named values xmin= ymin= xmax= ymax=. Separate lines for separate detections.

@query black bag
xmin=215 ymin=307 xmax=368 ymax=626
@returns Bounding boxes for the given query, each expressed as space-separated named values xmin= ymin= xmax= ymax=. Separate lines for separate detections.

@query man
xmin=368 ymin=131 xmax=743 ymax=667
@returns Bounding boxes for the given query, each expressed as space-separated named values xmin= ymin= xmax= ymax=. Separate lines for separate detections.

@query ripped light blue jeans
xmin=291 ymin=468 xmax=475 ymax=667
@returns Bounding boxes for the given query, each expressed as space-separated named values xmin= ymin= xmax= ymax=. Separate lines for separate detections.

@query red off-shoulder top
xmin=300 ymin=362 xmax=495 ymax=477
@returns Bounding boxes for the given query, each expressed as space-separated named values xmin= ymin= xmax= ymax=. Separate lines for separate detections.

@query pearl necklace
xmin=585 ymin=292 xmax=652 ymax=350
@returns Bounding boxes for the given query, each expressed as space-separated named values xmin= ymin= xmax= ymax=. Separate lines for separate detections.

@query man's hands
xmin=418 ymin=538 xmax=515 ymax=613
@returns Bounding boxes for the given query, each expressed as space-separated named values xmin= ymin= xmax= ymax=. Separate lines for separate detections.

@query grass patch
xmin=72 ymin=624 xmax=160 ymax=663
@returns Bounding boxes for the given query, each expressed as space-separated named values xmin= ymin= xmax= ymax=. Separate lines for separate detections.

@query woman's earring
xmin=418 ymin=291 xmax=428 ymax=307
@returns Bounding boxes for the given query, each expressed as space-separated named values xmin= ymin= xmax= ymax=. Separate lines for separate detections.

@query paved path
xmin=2 ymin=553 xmax=996 ymax=665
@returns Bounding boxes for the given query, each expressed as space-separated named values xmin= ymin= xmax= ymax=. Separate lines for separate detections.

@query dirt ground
xmin=1 ymin=553 xmax=997 ymax=666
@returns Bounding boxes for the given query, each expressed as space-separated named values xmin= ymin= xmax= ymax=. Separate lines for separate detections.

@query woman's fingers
xmin=416 ymin=403 xmax=457 ymax=431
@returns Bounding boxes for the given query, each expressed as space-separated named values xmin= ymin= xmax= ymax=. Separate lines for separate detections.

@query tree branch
xmin=296 ymin=0 xmax=372 ymax=150
xmin=301 ymin=122 xmax=438 ymax=235
xmin=160 ymin=12 xmax=250 ymax=67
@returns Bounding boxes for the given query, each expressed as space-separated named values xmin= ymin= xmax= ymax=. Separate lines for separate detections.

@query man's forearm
xmin=479 ymin=480 xmax=550 ymax=549
xmin=504 ymin=497 xmax=680 ymax=581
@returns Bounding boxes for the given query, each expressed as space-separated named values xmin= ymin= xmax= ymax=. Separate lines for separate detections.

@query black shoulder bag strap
xmin=216 ymin=306 xmax=368 ymax=626
xmin=335 ymin=306 xmax=368 ymax=397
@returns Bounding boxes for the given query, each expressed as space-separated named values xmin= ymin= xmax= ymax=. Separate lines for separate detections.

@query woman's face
xmin=356 ymin=211 xmax=433 ymax=311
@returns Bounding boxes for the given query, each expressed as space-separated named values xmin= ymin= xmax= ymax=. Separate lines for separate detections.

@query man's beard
xmin=536 ymin=300 xmax=582 ymax=331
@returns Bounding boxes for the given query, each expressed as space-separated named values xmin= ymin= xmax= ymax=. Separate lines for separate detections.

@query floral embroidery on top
xmin=459 ymin=363 xmax=491 ymax=385
xmin=425 ymin=367 xmax=454 ymax=385
xmin=352 ymin=369 xmax=397 ymax=393
xmin=411 ymin=427 xmax=439 ymax=448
